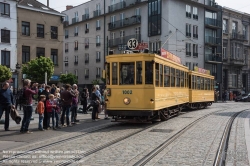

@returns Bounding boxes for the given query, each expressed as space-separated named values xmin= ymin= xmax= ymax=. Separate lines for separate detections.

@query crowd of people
xmin=0 ymin=79 xmax=109 ymax=133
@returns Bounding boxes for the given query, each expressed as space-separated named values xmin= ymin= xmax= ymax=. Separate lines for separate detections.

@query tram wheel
xmin=160 ymin=110 xmax=169 ymax=121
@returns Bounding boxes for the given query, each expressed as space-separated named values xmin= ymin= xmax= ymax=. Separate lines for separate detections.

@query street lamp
xmin=15 ymin=63 xmax=21 ymax=89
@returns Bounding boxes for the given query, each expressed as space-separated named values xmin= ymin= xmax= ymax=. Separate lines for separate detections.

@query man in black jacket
xmin=0 ymin=82 xmax=15 ymax=131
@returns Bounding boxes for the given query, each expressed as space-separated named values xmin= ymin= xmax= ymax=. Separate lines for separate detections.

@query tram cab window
xmin=200 ymin=77 xmax=204 ymax=90
xmin=145 ymin=61 xmax=153 ymax=84
xmin=171 ymin=68 xmax=175 ymax=87
xmin=136 ymin=62 xmax=142 ymax=84
xmin=164 ymin=66 xmax=170 ymax=87
xmin=155 ymin=63 xmax=159 ymax=87
xmin=106 ymin=63 xmax=110 ymax=85
xmin=176 ymin=70 xmax=180 ymax=87
xmin=197 ymin=76 xmax=201 ymax=90
xmin=112 ymin=62 xmax=118 ymax=85
xmin=120 ymin=62 xmax=135 ymax=85
xmin=180 ymin=71 xmax=184 ymax=87
xmin=159 ymin=64 xmax=163 ymax=87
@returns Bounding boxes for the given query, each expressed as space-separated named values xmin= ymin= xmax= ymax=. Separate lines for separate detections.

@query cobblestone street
xmin=0 ymin=102 xmax=250 ymax=166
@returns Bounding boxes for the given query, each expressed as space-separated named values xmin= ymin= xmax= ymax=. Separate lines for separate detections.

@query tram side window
xmin=120 ymin=62 xmax=135 ymax=85
xmin=136 ymin=61 xmax=142 ymax=84
xmin=197 ymin=76 xmax=201 ymax=90
xmin=204 ymin=78 xmax=207 ymax=90
xmin=176 ymin=69 xmax=180 ymax=87
xmin=192 ymin=75 xmax=196 ymax=89
xmin=180 ymin=71 xmax=184 ymax=87
xmin=208 ymin=79 xmax=211 ymax=90
xmin=112 ymin=62 xmax=118 ymax=85
xmin=145 ymin=61 xmax=153 ymax=84
xmin=160 ymin=64 xmax=163 ymax=87
xmin=164 ymin=66 xmax=170 ymax=87
xmin=200 ymin=77 xmax=204 ymax=90
xmin=106 ymin=63 xmax=110 ymax=85
xmin=186 ymin=72 xmax=189 ymax=88
xmin=155 ymin=63 xmax=159 ymax=87
xmin=171 ymin=68 xmax=175 ymax=87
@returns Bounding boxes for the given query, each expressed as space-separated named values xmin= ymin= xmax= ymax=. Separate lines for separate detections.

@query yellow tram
xmin=104 ymin=52 xmax=214 ymax=122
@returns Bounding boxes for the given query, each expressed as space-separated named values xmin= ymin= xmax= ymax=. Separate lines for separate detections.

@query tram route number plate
xmin=123 ymin=90 xmax=132 ymax=94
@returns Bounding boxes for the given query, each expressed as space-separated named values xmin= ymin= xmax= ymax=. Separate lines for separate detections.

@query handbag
xmin=91 ymin=100 xmax=99 ymax=107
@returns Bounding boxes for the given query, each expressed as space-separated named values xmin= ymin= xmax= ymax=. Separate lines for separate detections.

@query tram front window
xmin=120 ymin=62 xmax=135 ymax=85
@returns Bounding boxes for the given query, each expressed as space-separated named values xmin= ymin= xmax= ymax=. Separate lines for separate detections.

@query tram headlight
xmin=123 ymin=97 xmax=131 ymax=105
xmin=150 ymin=99 xmax=154 ymax=104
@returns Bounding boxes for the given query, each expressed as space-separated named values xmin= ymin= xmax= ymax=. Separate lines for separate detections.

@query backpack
xmin=16 ymin=88 xmax=29 ymax=105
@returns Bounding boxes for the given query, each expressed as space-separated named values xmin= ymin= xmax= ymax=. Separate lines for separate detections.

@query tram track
xmin=213 ymin=110 xmax=247 ymax=166
xmin=132 ymin=108 xmax=246 ymax=166
xmin=0 ymin=123 xmax=121 ymax=164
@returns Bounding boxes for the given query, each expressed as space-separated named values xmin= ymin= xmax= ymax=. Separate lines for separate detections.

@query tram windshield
xmin=120 ymin=62 xmax=135 ymax=85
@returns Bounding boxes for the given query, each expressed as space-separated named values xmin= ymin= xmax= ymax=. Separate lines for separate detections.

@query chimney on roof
xmin=66 ymin=5 xmax=73 ymax=10
xmin=47 ymin=0 xmax=49 ymax=7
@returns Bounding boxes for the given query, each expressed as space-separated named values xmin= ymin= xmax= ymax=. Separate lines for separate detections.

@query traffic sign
xmin=127 ymin=38 xmax=138 ymax=50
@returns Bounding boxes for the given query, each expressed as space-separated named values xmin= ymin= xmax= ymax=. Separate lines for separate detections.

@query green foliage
xmin=0 ymin=65 xmax=12 ymax=83
xmin=60 ymin=73 xmax=78 ymax=85
xmin=91 ymin=79 xmax=100 ymax=85
xmin=101 ymin=78 xmax=106 ymax=84
xmin=22 ymin=57 xmax=54 ymax=83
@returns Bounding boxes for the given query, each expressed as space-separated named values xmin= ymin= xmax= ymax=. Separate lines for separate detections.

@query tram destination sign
xmin=127 ymin=38 xmax=138 ymax=50
xmin=194 ymin=66 xmax=210 ymax=75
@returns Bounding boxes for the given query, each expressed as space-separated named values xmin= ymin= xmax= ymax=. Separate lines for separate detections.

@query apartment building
xmin=63 ymin=0 xmax=222 ymax=88
xmin=222 ymin=7 xmax=250 ymax=93
xmin=0 ymin=0 xmax=18 ymax=88
xmin=17 ymin=0 xmax=65 ymax=87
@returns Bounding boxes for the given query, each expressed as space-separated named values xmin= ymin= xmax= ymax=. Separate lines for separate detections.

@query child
xmin=37 ymin=95 xmax=46 ymax=131
xmin=46 ymin=94 xmax=57 ymax=130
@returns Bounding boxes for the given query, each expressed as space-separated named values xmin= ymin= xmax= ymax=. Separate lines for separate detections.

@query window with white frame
xmin=75 ymin=41 xmax=78 ymax=50
xmin=237 ymin=47 xmax=240 ymax=58
xmin=232 ymin=22 xmax=237 ymax=33
xmin=65 ymin=43 xmax=68 ymax=52
xmin=193 ymin=7 xmax=198 ymax=20
xmin=85 ymin=53 xmax=89 ymax=63
xmin=223 ymin=47 xmax=227 ymax=59
xmin=186 ymin=62 xmax=191 ymax=70
xmin=96 ymin=20 xmax=100 ymax=30
xmin=223 ymin=19 xmax=228 ymax=33
xmin=193 ymin=44 xmax=198 ymax=57
xmin=232 ymin=74 xmax=237 ymax=87
xmin=186 ymin=43 xmax=191 ymax=56
xmin=75 ymin=70 xmax=78 ymax=78
xmin=243 ymin=25 xmax=247 ymax=39
xmin=193 ymin=25 xmax=198 ymax=38
xmin=135 ymin=27 xmax=140 ymax=36
xmin=96 ymin=52 xmax=101 ymax=62
xmin=135 ymin=8 xmax=140 ymax=15
xmin=85 ymin=38 xmax=89 ymax=45
xmin=65 ymin=29 xmax=68 ymax=38
xmin=75 ymin=55 xmax=78 ymax=62
xmin=120 ymin=30 xmax=125 ymax=37
xmin=111 ymin=15 xmax=116 ymax=27
xmin=85 ymin=23 xmax=89 ymax=33
xmin=186 ymin=24 xmax=191 ymax=37
xmin=85 ymin=68 xmax=89 ymax=76
xmin=74 ymin=26 xmax=78 ymax=36
xmin=96 ymin=68 xmax=101 ymax=77
xmin=65 ymin=56 xmax=68 ymax=66
xmin=111 ymin=32 xmax=115 ymax=39
xmin=75 ymin=11 xmax=78 ymax=22
xmin=96 ymin=35 xmax=100 ymax=44
xmin=85 ymin=8 xmax=89 ymax=15
xmin=0 ymin=2 xmax=10 ymax=16
xmin=186 ymin=5 xmax=191 ymax=18
xmin=65 ymin=15 xmax=68 ymax=21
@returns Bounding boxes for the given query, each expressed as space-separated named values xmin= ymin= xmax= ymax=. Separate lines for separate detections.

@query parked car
xmin=235 ymin=93 xmax=250 ymax=102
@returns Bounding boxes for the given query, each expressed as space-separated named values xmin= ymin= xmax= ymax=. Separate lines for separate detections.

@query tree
xmin=91 ymin=79 xmax=100 ymax=85
xmin=60 ymin=73 xmax=78 ymax=85
xmin=0 ymin=65 xmax=12 ymax=83
xmin=22 ymin=57 xmax=54 ymax=83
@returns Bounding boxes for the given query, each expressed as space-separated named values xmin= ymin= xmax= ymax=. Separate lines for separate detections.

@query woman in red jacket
xmin=46 ymin=94 xmax=57 ymax=130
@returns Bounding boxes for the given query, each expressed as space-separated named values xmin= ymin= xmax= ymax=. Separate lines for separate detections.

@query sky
xmin=37 ymin=0 xmax=250 ymax=14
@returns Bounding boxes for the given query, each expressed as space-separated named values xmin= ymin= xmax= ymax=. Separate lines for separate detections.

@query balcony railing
xmin=65 ymin=35 xmax=68 ymax=39
xmin=231 ymin=33 xmax=247 ymax=41
xmin=193 ymin=14 xmax=198 ymax=20
xmin=205 ymin=54 xmax=222 ymax=62
xmin=108 ymin=0 xmax=141 ymax=13
xmin=229 ymin=57 xmax=245 ymax=66
xmin=82 ymin=14 xmax=89 ymax=21
xmin=96 ymin=43 xmax=101 ymax=47
xmin=96 ymin=59 xmax=101 ymax=62
xmin=72 ymin=17 xmax=79 ymax=24
xmin=85 ymin=60 xmax=89 ymax=64
xmin=109 ymin=34 xmax=141 ymax=47
xmin=108 ymin=15 xmax=141 ymax=30
xmin=74 ymin=33 xmax=78 ymax=36
xmin=186 ymin=52 xmax=191 ymax=56
xmin=186 ymin=32 xmax=191 ymax=37
xmin=96 ymin=75 xmax=100 ymax=78
xmin=96 ymin=27 xmax=101 ymax=30
xmin=186 ymin=12 xmax=191 ymax=18
xmin=74 ymin=47 xmax=78 ymax=51
xmin=85 ymin=75 xmax=89 ymax=79
xmin=193 ymin=34 xmax=198 ymax=38
xmin=205 ymin=36 xmax=221 ymax=45
xmin=205 ymin=18 xmax=221 ymax=27
xmin=193 ymin=53 xmax=198 ymax=57
xmin=85 ymin=29 xmax=89 ymax=33
xmin=93 ymin=10 xmax=101 ymax=17
xmin=85 ymin=45 xmax=89 ymax=49
xmin=74 ymin=61 xmax=78 ymax=65
xmin=205 ymin=0 xmax=222 ymax=9
xmin=65 ymin=63 xmax=68 ymax=67
xmin=65 ymin=49 xmax=68 ymax=52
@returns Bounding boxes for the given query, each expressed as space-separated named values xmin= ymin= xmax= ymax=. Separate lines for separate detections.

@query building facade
xmin=222 ymin=7 xmax=250 ymax=94
xmin=63 ymin=0 xmax=222 ymax=88
xmin=17 ymin=0 xmax=65 ymax=87
xmin=0 ymin=0 xmax=18 ymax=88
